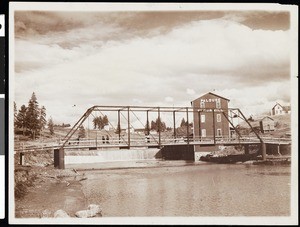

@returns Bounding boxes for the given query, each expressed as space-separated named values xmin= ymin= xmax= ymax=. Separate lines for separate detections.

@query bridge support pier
xmin=19 ymin=152 xmax=25 ymax=165
xmin=277 ymin=144 xmax=282 ymax=155
xmin=54 ymin=148 xmax=65 ymax=169
xmin=261 ymin=142 xmax=266 ymax=161
xmin=244 ymin=145 xmax=249 ymax=155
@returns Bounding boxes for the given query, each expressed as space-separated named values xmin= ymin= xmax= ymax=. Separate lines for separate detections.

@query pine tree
xmin=15 ymin=105 xmax=27 ymax=135
xmin=39 ymin=106 xmax=47 ymax=132
xmin=92 ymin=115 xmax=109 ymax=130
xmin=102 ymin=115 xmax=109 ymax=127
xmin=14 ymin=102 xmax=17 ymax=124
xmin=149 ymin=118 xmax=167 ymax=132
xmin=25 ymin=92 xmax=40 ymax=139
xmin=48 ymin=117 xmax=54 ymax=135
xmin=154 ymin=117 xmax=166 ymax=132
xmin=150 ymin=120 xmax=157 ymax=131
xmin=180 ymin=118 xmax=186 ymax=127
xmin=93 ymin=116 xmax=101 ymax=129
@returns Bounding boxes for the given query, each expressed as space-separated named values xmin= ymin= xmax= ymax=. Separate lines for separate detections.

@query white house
xmin=271 ymin=103 xmax=291 ymax=116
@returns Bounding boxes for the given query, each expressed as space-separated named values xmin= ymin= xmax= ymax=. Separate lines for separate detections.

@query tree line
xmin=146 ymin=117 xmax=168 ymax=133
xmin=113 ymin=117 xmax=193 ymax=135
xmin=14 ymin=92 xmax=54 ymax=139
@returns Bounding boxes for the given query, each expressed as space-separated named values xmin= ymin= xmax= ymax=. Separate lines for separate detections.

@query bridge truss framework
xmin=59 ymin=105 xmax=263 ymax=150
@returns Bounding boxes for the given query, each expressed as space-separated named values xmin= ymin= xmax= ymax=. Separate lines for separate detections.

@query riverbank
xmin=15 ymin=166 xmax=87 ymax=218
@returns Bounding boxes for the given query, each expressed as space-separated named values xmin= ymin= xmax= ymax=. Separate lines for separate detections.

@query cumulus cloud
xmin=12 ymin=10 xmax=292 ymax=124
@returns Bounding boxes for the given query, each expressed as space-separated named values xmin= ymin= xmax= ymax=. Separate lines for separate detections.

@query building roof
xmin=272 ymin=102 xmax=284 ymax=110
xmin=272 ymin=102 xmax=291 ymax=112
xmin=259 ymin=116 xmax=274 ymax=122
xmin=191 ymin=92 xmax=230 ymax=103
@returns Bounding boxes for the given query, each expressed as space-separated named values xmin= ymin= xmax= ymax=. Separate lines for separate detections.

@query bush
xmin=14 ymin=169 xmax=37 ymax=200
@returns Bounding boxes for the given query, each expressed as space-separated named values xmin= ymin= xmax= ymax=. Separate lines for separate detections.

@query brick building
xmin=191 ymin=92 xmax=230 ymax=141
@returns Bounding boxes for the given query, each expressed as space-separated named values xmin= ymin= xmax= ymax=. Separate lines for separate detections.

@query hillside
xmin=237 ymin=113 xmax=291 ymax=138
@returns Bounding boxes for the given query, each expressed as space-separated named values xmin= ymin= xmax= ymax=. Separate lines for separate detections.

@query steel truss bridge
xmin=55 ymin=105 xmax=290 ymax=151
xmin=14 ymin=105 xmax=291 ymax=169
xmin=14 ymin=105 xmax=291 ymax=153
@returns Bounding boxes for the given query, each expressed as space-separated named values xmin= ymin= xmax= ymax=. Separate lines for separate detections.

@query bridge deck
xmin=15 ymin=137 xmax=291 ymax=152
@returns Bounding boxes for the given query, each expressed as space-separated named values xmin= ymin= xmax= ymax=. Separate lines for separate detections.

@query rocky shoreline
xmin=15 ymin=165 xmax=103 ymax=218
xmin=199 ymin=153 xmax=291 ymax=165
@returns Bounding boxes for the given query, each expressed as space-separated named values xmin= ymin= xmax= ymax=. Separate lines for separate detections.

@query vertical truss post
xmin=146 ymin=110 xmax=150 ymax=143
xmin=127 ymin=107 xmax=130 ymax=149
xmin=261 ymin=142 xmax=266 ymax=161
xmin=186 ymin=107 xmax=190 ymax=145
xmin=87 ymin=115 xmax=89 ymax=141
xmin=118 ymin=110 xmax=121 ymax=143
xmin=146 ymin=110 xmax=150 ymax=135
xmin=173 ymin=111 xmax=176 ymax=141
xmin=96 ymin=131 xmax=98 ymax=149
xmin=158 ymin=107 xmax=161 ymax=147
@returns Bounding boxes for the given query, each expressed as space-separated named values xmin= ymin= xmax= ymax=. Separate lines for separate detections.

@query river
xmin=78 ymin=161 xmax=290 ymax=217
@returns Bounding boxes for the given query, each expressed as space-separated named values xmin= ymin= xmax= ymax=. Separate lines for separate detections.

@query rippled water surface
xmin=80 ymin=161 xmax=291 ymax=217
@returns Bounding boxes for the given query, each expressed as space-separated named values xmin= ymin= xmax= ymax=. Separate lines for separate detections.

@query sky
xmin=12 ymin=6 xmax=293 ymax=127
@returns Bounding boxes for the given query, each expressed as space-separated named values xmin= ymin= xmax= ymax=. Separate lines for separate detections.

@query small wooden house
xmin=259 ymin=116 xmax=275 ymax=133
xmin=271 ymin=103 xmax=291 ymax=116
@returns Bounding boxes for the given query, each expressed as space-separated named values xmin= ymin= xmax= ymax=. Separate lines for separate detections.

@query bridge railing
xmin=14 ymin=135 xmax=291 ymax=153
xmin=59 ymin=135 xmax=261 ymax=146
xmin=259 ymin=136 xmax=292 ymax=143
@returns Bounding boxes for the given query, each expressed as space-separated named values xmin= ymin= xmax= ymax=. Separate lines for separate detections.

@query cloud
xmin=14 ymin=11 xmax=225 ymax=37
xmin=218 ymin=80 xmax=291 ymax=117
xmin=186 ymin=88 xmax=195 ymax=95
xmin=13 ymin=11 xmax=292 ymax=124
xmin=222 ymin=11 xmax=290 ymax=31
xmin=165 ymin=97 xmax=174 ymax=102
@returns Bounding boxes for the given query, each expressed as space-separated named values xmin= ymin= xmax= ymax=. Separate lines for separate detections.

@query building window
xmin=200 ymin=101 xmax=205 ymax=108
xmin=217 ymin=129 xmax=222 ymax=137
xmin=201 ymin=129 xmax=206 ymax=137
xmin=216 ymin=99 xmax=221 ymax=108
xmin=217 ymin=114 xmax=221 ymax=122
xmin=201 ymin=115 xmax=205 ymax=123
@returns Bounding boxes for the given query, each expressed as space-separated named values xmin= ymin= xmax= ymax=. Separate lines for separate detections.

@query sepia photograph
xmin=9 ymin=2 xmax=298 ymax=225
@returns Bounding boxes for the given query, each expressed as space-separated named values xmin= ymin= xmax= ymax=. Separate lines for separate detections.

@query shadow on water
xmin=256 ymin=172 xmax=291 ymax=176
